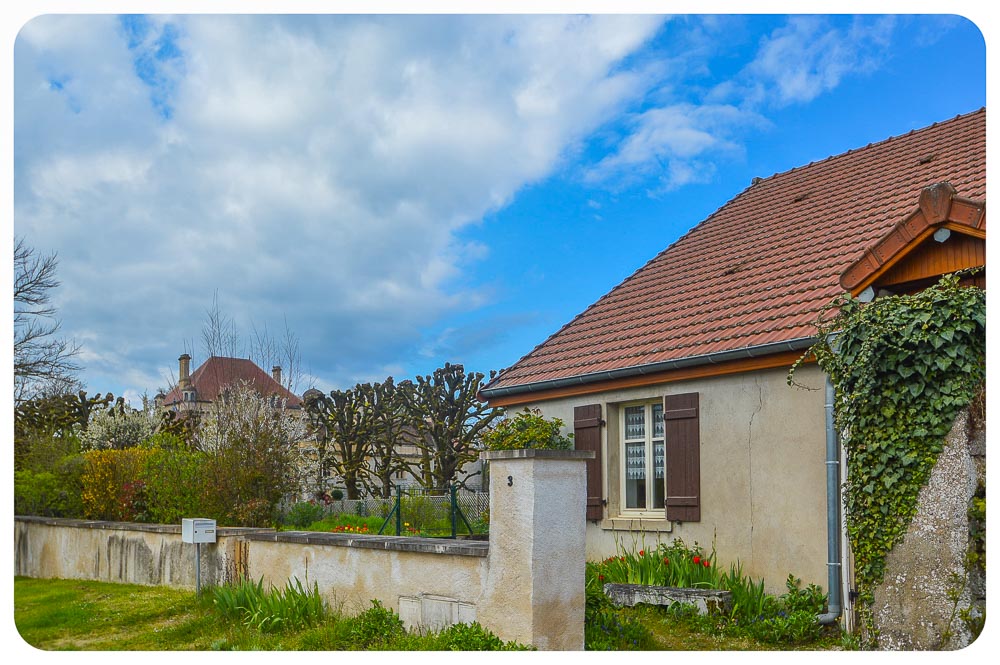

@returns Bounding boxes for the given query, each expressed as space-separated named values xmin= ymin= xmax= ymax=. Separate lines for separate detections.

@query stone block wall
xmin=870 ymin=402 xmax=986 ymax=649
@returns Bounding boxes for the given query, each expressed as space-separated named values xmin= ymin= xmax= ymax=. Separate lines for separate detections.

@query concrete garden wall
xmin=14 ymin=450 xmax=593 ymax=650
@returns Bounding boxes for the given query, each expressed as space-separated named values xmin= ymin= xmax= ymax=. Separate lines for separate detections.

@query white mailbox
xmin=182 ymin=518 xmax=217 ymax=544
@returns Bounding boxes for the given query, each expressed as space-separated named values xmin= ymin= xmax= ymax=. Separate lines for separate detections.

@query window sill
xmin=600 ymin=516 xmax=673 ymax=533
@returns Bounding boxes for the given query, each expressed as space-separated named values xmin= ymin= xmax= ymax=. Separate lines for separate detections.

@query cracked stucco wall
xmin=521 ymin=364 xmax=829 ymax=594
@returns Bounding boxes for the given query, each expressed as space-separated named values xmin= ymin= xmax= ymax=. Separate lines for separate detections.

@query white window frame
xmin=619 ymin=400 xmax=665 ymax=516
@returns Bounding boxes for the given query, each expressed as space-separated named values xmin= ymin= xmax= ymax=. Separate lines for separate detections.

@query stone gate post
xmin=477 ymin=449 xmax=595 ymax=650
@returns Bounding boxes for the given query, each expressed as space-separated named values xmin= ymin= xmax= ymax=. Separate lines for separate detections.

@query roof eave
xmin=480 ymin=337 xmax=817 ymax=400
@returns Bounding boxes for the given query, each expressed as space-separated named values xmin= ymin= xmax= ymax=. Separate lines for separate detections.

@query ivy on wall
xmin=789 ymin=273 xmax=985 ymax=642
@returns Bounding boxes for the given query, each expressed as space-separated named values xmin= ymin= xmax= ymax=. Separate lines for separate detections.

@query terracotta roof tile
xmin=485 ymin=109 xmax=986 ymax=394
xmin=161 ymin=356 xmax=303 ymax=408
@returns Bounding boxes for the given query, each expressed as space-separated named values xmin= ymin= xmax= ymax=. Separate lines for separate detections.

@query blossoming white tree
xmin=79 ymin=399 xmax=158 ymax=451
xmin=195 ymin=381 xmax=306 ymax=526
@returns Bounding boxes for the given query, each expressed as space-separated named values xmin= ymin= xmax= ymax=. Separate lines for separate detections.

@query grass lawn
xmin=627 ymin=605 xmax=848 ymax=651
xmin=15 ymin=577 xmax=228 ymax=650
xmin=14 ymin=576 xmax=525 ymax=651
xmin=14 ymin=576 xmax=847 ymax=651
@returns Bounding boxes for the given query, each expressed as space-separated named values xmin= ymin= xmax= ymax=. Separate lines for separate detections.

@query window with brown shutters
xmin=663 ymin=392 xmax=700 ymax=522
xmin=621 ymin=402 xmax=665 ymax=511
xmin=574 ymin=404 xmax=604 ymax=521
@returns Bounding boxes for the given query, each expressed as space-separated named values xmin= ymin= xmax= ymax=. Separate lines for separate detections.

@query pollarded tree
xmin=13 ymin=390 xmax=114 ymax=472
xmin=302 ymin=385 xmax=372 ymax=500
xmin=359 ymin=378 xmax=413 ymax=498
xmin=399 ymin=363 xmax=500 ymax=491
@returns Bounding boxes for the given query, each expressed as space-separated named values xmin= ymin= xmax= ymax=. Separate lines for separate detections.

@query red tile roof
xmin=484 ymin=109 xmax=986 ymax=397
xmin=161 ymin=356 xmax=303 ymax=408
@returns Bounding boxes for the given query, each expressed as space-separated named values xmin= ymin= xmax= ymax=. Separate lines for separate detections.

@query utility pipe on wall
xmin=818 ymin=376 xmax=843 ymax=625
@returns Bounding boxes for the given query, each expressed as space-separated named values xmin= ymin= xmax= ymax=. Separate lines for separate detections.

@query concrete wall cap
xmin=243 ymin=531 xmax=490 ymax=557
xmin=13 ymin=515 xmax=271 ymax=537
xmin=480 ymin=449 xmax=596 ymax=461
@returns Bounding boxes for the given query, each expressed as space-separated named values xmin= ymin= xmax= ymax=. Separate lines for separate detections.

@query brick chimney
xmin=178 ymin=354 xmax=192 ymax=391
xmin=272 ymin=365 xmax=282 ymax=386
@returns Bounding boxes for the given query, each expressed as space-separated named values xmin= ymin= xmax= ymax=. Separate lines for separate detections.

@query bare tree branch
xmin=201 ymin=290 xmax=243 ymax=359
xmin=13 ymin=237 xmax=81 ymax=404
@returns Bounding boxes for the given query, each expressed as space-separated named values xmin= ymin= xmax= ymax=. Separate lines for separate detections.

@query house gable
xmin=481 ymin=109 xmax=986 ymax=406
xmin=840 ymin=182 xmax=986 ymax=296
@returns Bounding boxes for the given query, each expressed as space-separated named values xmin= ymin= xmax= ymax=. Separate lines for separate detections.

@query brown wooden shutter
xmin=574 ymin=404 xmax=604 ymax=521
xmin=664 ymin=392 xmax=700 ymax=522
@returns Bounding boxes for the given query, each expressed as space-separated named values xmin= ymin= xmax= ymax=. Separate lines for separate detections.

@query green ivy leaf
xmin=787 ymin=273 xmax=984 ymax=645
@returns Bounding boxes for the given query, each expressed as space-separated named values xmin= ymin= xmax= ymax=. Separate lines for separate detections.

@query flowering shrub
xmin=481 ymin=408 xmax=573 ymax=451
xmin=119 ymin=479 xmax=149 ymax=522
xmin=80 ymin=403 xmax=157 ymax=451
xmin=196 ymin=382 xmax=304 ymax=527
xmin=80 ymin=448 xmax=153 ymax=520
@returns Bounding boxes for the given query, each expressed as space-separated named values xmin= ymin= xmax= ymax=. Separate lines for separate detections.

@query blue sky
xmin=9 ymin=10 xmax=989 ymax=404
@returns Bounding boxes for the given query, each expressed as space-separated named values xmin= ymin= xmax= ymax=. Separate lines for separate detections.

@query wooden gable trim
xmin=486 ymin=349 xmax=808 ymax=408
xmin=840 ymin=182 xmax=986 ymax=294
xmin=873 ymin=233 xmax=985 ymax=290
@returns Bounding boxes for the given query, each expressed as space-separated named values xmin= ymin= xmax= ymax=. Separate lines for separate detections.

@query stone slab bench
xmin=603 ymin=583 xmax=732 ymax=614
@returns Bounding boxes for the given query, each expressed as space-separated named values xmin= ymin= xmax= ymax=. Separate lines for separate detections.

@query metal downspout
xmin=818 ymin=375 xmax=843 ymax=625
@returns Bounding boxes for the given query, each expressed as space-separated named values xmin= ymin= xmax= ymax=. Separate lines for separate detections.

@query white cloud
xmin=588 ymin=103 xmax=766 ymax=192
xmin=586 ymin=15 xmax=901 ymax=193
xmin=14 ymin=14 xmax=665 ymax=392
xmin=726 ymin=15 xmax=897 ymax=108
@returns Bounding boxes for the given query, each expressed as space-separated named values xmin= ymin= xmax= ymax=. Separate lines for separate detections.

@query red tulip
xmin=663 ymin=558 xmax=669 ymax=565
xmin=599 ymin=575 xmax=605 ymax=582
xmin=703 ymin=560 xmax=711 ymax=568
xmin=693 ymin=556 xmax=701 ymax=564
xmin=639 ymin=550 xmax=645 ymax=556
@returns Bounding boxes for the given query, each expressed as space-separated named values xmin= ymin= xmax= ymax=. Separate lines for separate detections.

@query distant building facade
xmin=157 ymin=353 xmax=302 ymax=413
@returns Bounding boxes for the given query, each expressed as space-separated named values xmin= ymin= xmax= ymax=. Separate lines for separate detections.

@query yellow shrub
xmin=81 ymin=448 xmax=152 ymax=521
